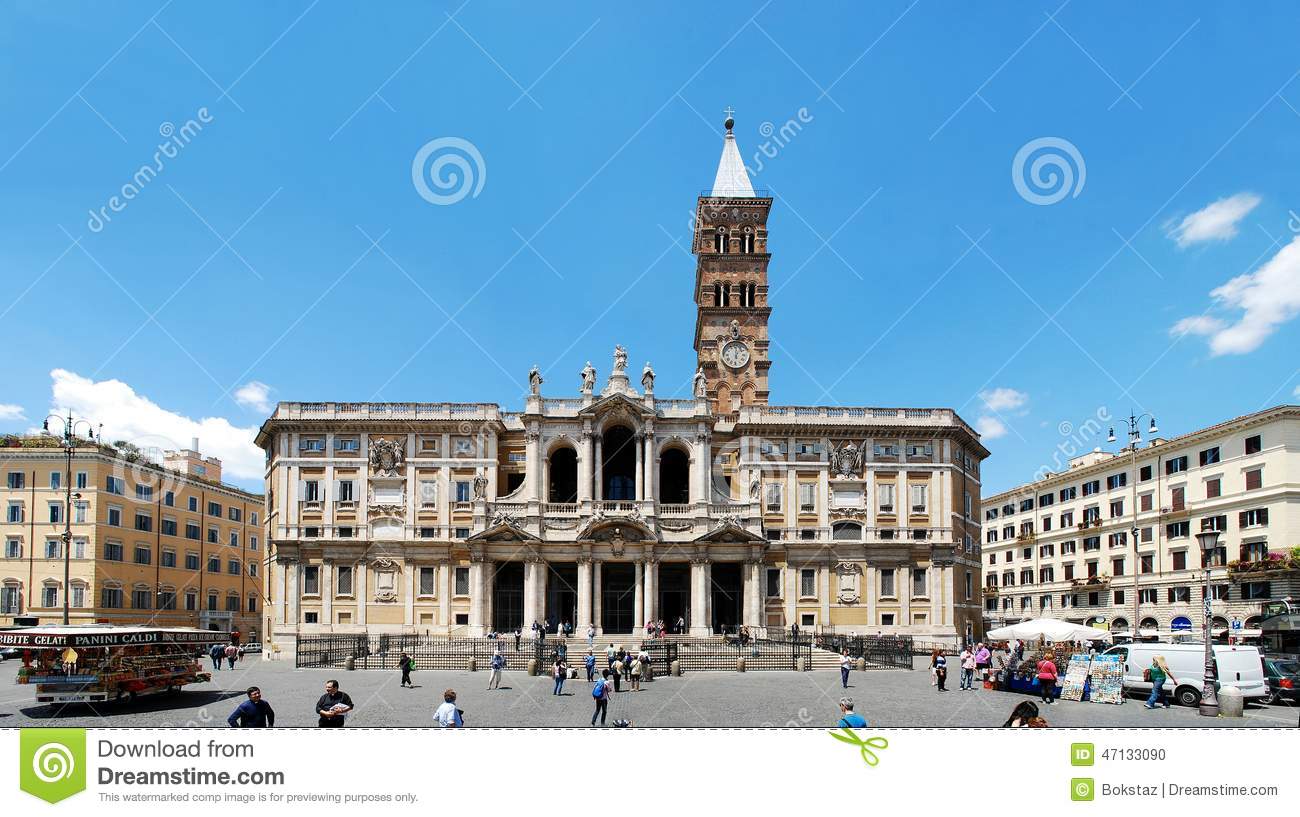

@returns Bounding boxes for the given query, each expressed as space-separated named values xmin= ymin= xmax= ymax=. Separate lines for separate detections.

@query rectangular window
xmin=303 ymin=565 xmax=320 ymax=595
xmin=105 ymin=475 xmax=124 ymax=495
xmin=1242 ymin=581 xmax=1271 ymax=600
xmin=1239 ymin=508 xmax=1268 ymax=528
xmin=1166 ymin=456 xmax=1188 ymax=475
xmin=1166 ymin=521 xmax=1189 ymax=539
xmin=912 ymin=568 xmax=927 ymax=597
xmin=185 ymin=552 xmax=199 ymax=570
xmin=455 ymin=481 xmax=471 ymax=502
xmin=419 ymin=480 xmax=438 ymax=507
xmin=1082 ymin=480 xmax=1100 ymax=497
xmin=1113 ymin=590 xmax=1125 ymax=606
xmin=1140 ymin=554 xmax=1154 ymax=574
xmin=250 ymin=535 xmax=259 ymax=551
xmin=229 ymin=531 xmax=239 ymax=548
xmin=44 ymin=539 xmax=60 ymax=559
xmin=1112 ymin=558 xmax=1125 ymax=577
xmin=766 ymin=568 xmax=782 ymax=598
xmin=909 ymin=484 xmax=928 ymax=514
xmin=1106 ymin=472 xmax=1127 ymax=490
xmin=1208 ymin=584 xmax=1229 ymax=600
xmin=5 ymin=472 xmax=24 ymax=490
xmin=1139 ymin=464 xmax=1152 ymax=481
xmin=1019 ymin=498 xmax=1034 ymax=513
xmin=1201 ymin=515 xmax=1227 ymax=533
xmin=764 ymin=482 xmax=782 ymax=511
xmin=879 ymin=568 xmax=895 ymax=598
xmin=337 ymin=480 xmax=354 ymax=502
xmin=161 ymin=517 xmax=177 ymax=536
xmin=185 ymin=591 xmax=197 ymax=611
xmin=1205 ymin=478 xmax=1220 ymax=499
xmin=419 ymin=566 xmax=437 ymax=596
xmin=107 ymin=506 xmax=121 ymax=526
xmin=1245 ymin=468 xmax=1262 ymax=491
xmin=104 ymin=541 xmax=123 ymax=561
xmin=1139 ymin=493 xmax=1152 ymax=512
xmin=228 ymin=506 xmax=242 ymax=522
xmin=1060 ymin=511 xmax=1073 ymax=527
xmin=132 ymin=589 xmax=151 ymax=609
xmin=47 ymin=502 xmax=63 ymax=524
xmin=163 ymin=490 xmax=174 ymax=507
xmin=335 ymin=437 xmax=359 ymax=452
xmin=800 ymin=568 xmax=817 ymax=598
xmin=185 ymin=522 xmax=200 ymax=540
xmin=133 ymin=545 xmax=151 ymax=565
xmin=798 ymin=483 xmax=816 ymax=512
xmin=1061 ymin=540 xmax=1076 ymax=555
xmin=1139 ymin=588 xmax=1157 ymax=604
xmin=1168 ymin=586 xmax=1191 ymax=603
xmin=1063 ymin=564 xmax=1075 ymax=581
xmin=73 ymin=501 xmax=87 ymax=523
xmin=100 ymin=587 xmax=123 ymax=609
xmin=135 ymin=484 xmax=153 ymax=501
xmin=1109 ymin=499 xmax=1124 ymax=518
xmin=1245 ymin=434 xmax=1261 ymax=455
xmin=134 ymin=511 xmax=152 ymax=532
xmin=1058 ymin=486 xmax=1077 ymax=502
xmin=877 ymin=483 xmax=895 ymax=513
xmin=1170 ymin=486 xmax=1185 ymax=512
xmin=1141 ymin=526 xmax=1153 ymax=543
xmin=161 ymin=549 xmax=176 ymax=568
xmin=1172 ymin=551 xmax=1187 ymax=571
xmin=454 ymin=567 xmax=470 ymax=596
xmin=71 ymin=584 xmax=85 ymax=607
xmin=4 ymin=538 xmax=20 ymax=559
xmin=299 ymin=437 xmax=325 ymax=452
xmin=227 ymin=559 xmax=240 ymax=575
xmin=49 ymin=471 xmax=61 ymax=490
xmin=188 ymin=496 xmax=198 ymax=512
xmin=248 ymin=562 xmax=257 ymax=578
xmin=303 ymin=480 xmax=320 ymax=502
xmin=207 ymin=555 xmax=220 ymax=573
xmin=337 ymin=565 xmax=354 ymax=595
xmin=1199 ymin=446 xmax=1220 ymax=466
xmin=1038 ymin=493 xmax=1055 ymax=507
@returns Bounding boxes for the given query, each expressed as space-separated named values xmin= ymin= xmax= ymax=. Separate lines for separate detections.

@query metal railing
xmin=812 ymin=633 xmax=914 ymax=670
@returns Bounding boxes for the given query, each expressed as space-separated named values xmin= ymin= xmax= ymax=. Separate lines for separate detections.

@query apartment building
xmin=981 ymin=405 xmax=1299 ymax=637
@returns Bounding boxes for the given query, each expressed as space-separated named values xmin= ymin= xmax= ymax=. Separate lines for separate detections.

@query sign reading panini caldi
xmin=0 ymin=628 xmax=218 ymax=649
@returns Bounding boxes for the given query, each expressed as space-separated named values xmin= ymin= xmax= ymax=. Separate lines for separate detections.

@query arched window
xmin=714 ymin=227 xmax=727 ymax=253
xmin=739 ymin=282 xmax=752 ymax=307
xmin=741 ymin=227 xmax=754 ymax=253
xmin=658 ymin=448 xmax=690 ymax=504
xmin=548 ymin=446 xmax=578 ymax=503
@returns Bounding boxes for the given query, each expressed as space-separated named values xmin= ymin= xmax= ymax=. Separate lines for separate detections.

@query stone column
xmin=285 ymin=561 xmax=298 ymax=625
xmin=440 ymin=562 xmax=451 ymax=632
xmin=900 ymin=567 xmax=912 ymax=627
xmin=633 ymin=560 xmax=645 ymax=629
xmin=355 ymin=560 xmax=367 ymax=626
xmin=404 ymin=561 xmax=415 ymax=627
xmin=644 ymin=559 xmax=657 ymax=623
xmin=742 ymin=560 xmax=756 ymax=628
xmin=579 ymin=430 xmax=593 ymax=504
xmin=526 ymin=428 xmax=542 ymax=501
xmin=703 ymin=561 xmax=713 ymax=632
xmin=468 ymin=559 xmax=484 ymax=633
xmin=634 ymin=433 xmax=644 ymax=501
xmin=577 ymin=558 xmax=592 ymax=629
xmin=594 ymin=436 xmax=603 ymax=502
xmin=866 ymin=565 xmax=878 ymax=628
xmin=643 ymin=433 xmax=655 ymax=503
xmin=481 ymin=561 xmax=494 ymax=631
xmin=783 ymin=565 xmax=796 ymax=630
xmin=523 ymin=560 xmax=539 ymax=630
xmin=943 ymin=564 xmax=955 ymax=627
xmin=321 ymin=561 xmax=333 ymax=626
xmin=752 ymin=561 xmax=766 ymax=628
xmin=819 ymin=561 xmax=831 ymax=627
xmin=690 ymin=559 xmax=708 ymax=635
xmin=592 ymin=560 xmax=603 ymax=635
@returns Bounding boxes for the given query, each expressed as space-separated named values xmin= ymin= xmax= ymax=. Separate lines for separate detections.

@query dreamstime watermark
xmin=1032 ymin=406 xmax=1113 ymax=481
xmin=86 ymin=109 xmax=214 ymax=233
xmin=1011 ymin=136 xmax=1086 ymax=206
xmin=410 ymin=137 xmax=486 ymax=206
xmin=1287 ymin=209 xmax=1299 ymax=234
xmin=745 ymin=107 xmax=814 ymax=178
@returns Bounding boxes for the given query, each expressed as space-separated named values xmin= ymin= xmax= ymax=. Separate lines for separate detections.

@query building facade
xmin=257 ymin=118 xmax=988 ymax=656
xmin=980 ymin=406 xmax=1300 ymax=637
xmin=0 ymin=437 xmax=265 ymax=638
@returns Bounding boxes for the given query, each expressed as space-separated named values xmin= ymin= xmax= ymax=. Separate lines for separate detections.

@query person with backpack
xmin=1035 ymin=651 xmax=1059 ymax=705
xmin=610 ymin=654 xmax=623 ymax=693
xmin=552 ymin=656 xmax=568 ymax=695
xmin=836 ymin=697 xmax=867 ymax=728
xmin=399 ymin=651 xmax=414 ymax=688
xmin=433 ymin=688 xmax=463 ymax=728
xmin=1144 ymin=655 xmax=1173 ymax=709
xmin=489 ymin=649 xmax=506 ymax=690
xmin=584 ymin=650 xmax=596 ymax=682
xmin=629 ymin=653 xmax=643 ymax=692
xmin=591 ymin=670 xmax=611 ymax=726
xmin=931 ymin=649 xmax=948 ymax=691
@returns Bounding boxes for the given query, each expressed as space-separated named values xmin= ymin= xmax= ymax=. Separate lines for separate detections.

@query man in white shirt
xmin=433 ymin=688 xmax=462 ymax=728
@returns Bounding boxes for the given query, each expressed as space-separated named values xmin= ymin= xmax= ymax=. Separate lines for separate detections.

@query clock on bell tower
xmin=692 ymin=111 xmax=772 ymax=416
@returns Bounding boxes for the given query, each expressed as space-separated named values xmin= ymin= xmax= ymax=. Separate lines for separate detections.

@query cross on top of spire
xmin=723 ymin=105 xmax=735 ymax=119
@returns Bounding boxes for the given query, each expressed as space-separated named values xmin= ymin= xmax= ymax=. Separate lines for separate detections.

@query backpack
xmin=592 ymin=679 xmax=606 ymax=699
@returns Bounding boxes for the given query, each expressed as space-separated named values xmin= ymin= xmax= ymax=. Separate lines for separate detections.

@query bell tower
xmin=692 ymin=111 xmax=772 ymax=416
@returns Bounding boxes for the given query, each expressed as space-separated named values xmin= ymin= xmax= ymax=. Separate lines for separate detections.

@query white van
xmin=1100 ymin=642 xmax=1268 ymax=706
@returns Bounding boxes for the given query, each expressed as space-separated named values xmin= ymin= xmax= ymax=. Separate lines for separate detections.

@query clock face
xmin=720 ymin=340 xmax=750 ymax=369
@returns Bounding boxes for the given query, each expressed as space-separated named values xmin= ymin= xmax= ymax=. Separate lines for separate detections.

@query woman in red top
xmin=1035 ymin=651 xmax=1059 ymax=705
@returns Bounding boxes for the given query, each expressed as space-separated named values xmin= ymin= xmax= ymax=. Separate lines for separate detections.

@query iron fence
xmin=295 ymin=634 xmax=545 ymax=670
xmin=814 ymin=633 xmax=914 ymax=670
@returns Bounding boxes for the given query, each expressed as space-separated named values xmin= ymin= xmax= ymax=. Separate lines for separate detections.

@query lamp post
xmin=1195 ymin=529 xmax=1221 ymax=717
xmin=1107 ymin=411 xmax=1157 ymax=641
xmin=43 ymin=412 xmax=101 ymax=625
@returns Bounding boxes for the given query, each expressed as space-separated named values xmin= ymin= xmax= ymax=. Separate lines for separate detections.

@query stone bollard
xmin=797 ymin=656 xmax=808 ymax=672
xmin=344 ymin=655 xmax=355 ymax=671
xmin=1218 ymin=686 xmax=1244 ymax=718
xmin=467 ymin=656 xmax=477 ymax=672
xmin=856 ymin=657 xmax=867 ymax=672
xmin=527 ymin=658 xmax=539 ymax=676
xmin=737 ymin=657 xmax=747 ymax=672
xmin=671 ymin=659 xmax=682 ymax=677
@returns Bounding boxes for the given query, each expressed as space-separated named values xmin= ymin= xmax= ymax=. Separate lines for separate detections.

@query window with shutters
xmin=337 ymin=565 xmax=354 ymax=596
xmin=1172 ymin=551 xmax=1187 ymax=570
xmin=1205 ymin=478 xmax=1220 ymax=499
xmin=1199 ymin=447 xmax=1220 ymax=466
xmin=877 ymin=483 xmax=895 ymax=513
xmin=910 ymin=484 xmax=928 ymax=514
xmin=337 ymin=480 xmax=354 ymax=502
xmin=419 ymin=567 xmax=437 ymax=596
xmin=1169 ymin=486 xmax=1185 ymax=512
xmin=1166 ymin=456 xmax=1188 ymax=475
xmin=303 ymin=565 xmax=320 ymax=595
xmin=1245 ymin=469 xmax=1262 ymax=491
xmin=1239 ymin=508 xmax=1268 ymax=528
xmin=879 ymin=568 xmax=895 ymax=598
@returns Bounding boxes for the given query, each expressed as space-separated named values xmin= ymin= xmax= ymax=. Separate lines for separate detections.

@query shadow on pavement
xmin=19 ymin=689 xmax=245 ymax=720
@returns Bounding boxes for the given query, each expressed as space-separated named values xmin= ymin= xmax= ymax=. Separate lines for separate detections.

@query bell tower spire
xmin=692 ymin=110 xmax=772 ymax=416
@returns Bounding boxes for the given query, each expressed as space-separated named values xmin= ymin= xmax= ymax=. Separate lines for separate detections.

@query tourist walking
xmin=605 ymin=643 xmax=616 ymax=669
xmin=676 ymin=615 xmax=685 ymax=635
xmin=552 ymin=656 xmax=568 ymax=695
xmin=931 ymin=649 xmax=948 ymax=691
xmin=1144 ymin=655 xmax=1173 ymax=709
xmin=488 ymin=649 xmax=505 ymax=690
xmin=974 ymin=642 xmax=990 ymax=684
xmin=836 ymin=697 xmax=868 ymax=728
xmin=584 ymin=650 xmax=596 ymax=682
xmin=315 ymin=680 xmax=354 ymax=728
xmin=224 ymin=643 xmax=239 ymax=669
xmin=1035 ymin=651 xmax=1059 ymax=705
xmin=610 ymin=655 xmax=623 ymax=693
xmin=227 ymin=686 xmax=275 ymax=728
xmin=399 ymin=651 xmax=414 ymax=688
xmin=514 ymin=628 xmax=522 ymax=651
xmin=629 ymin=654 xmax=643 ymax=692
xmin=587 ymin=624 xmax=595 ymax=648
xmin=209 ymin=643 xmax=224 ymax=671
xmin=591 ymin=670 xmax=611 ymax=726
xmin=434 ymin=689 xmax=463 ymax=728
xmin=959 ymin=645 xmax=976 ymax=690
xmin=839 ymin=649 xmax=853 ymax=689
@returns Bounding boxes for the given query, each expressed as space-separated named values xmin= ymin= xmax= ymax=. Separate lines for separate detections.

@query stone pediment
xmin=694 ymin=518 xmax=766 ymax=544
xmin=576 ymin=515 xmax=656 ymax=543
xmin=467 ymin=517 xmax=542 ymax=543
xmin=579 ymin=391 xmax=654 ymax=422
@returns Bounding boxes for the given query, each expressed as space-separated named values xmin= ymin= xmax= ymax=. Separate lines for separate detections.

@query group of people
xmin=208 ymin=641 xmax=244 ymax=671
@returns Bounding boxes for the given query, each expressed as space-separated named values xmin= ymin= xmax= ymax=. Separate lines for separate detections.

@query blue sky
xmin=1 ymin=1 xmax=1298 ymax=494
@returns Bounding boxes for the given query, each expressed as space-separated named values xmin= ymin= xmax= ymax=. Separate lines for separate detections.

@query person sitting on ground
xmin=836 ymin=697 xmax=868 ymax=729
xmin=1002 ymin=700 xmax=1041 ymax=727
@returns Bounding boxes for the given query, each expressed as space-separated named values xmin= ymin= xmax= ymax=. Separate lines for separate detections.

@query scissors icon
xmin=828 ymin=728 xmax=889 ymax=766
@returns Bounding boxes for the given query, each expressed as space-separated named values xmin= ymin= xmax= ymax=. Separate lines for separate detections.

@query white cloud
xmin=233 ymin=381 xmax=274 ymax=413
xmin=979 ymin=387 xmax=1028 ymax=413
xmin=0 ymin=403 xmax=25 ymax=421
xmin=1175 ymin=235 xmax=1300 ymax=355
xmin=976 ymin=415 xmax=1008 ymax=440
xmin=1168 ymin=315 xmax=1225 ymax=338
xmin=1166 ymin=192 xmax=1260 ymax=248
xmin=48 ymin=369 xmax=263 ymax=483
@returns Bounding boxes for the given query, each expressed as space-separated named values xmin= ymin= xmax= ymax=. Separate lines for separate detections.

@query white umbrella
xmin=986 ymin=617 xmax=1112 ymax=642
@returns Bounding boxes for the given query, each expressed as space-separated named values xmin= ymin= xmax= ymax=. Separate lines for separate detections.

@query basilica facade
xmin=256 ymin=117 xmax=988 ymax=656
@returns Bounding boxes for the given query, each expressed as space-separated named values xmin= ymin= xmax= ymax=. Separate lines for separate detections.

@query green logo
xmin=1070 ymin=778 xmax=1095 ymax=801
xmin=19 ymin=729 xmax=86 ymax=803
xmin=1070 ymin=742 xmax=1094 ymax=766
xmin=828 ymin=727 xmax=889 ymax=767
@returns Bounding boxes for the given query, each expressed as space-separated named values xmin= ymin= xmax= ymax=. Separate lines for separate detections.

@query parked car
xmin=1100 ymin=642 xmax=1268 ymax=706
xmin=1 ymin=647 xmax=21 ymax=661
xmin=1262 ymin=656 xmax=1299 ymax=705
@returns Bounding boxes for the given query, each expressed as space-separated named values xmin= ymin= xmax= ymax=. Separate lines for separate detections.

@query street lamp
xmin=1195 ymin=529 xmax=1221 ymax=717
xmin=43 ymin=412 xmax=101 ymax=625
xmin=1107 ymin=412 xmax=1157 ymax=642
